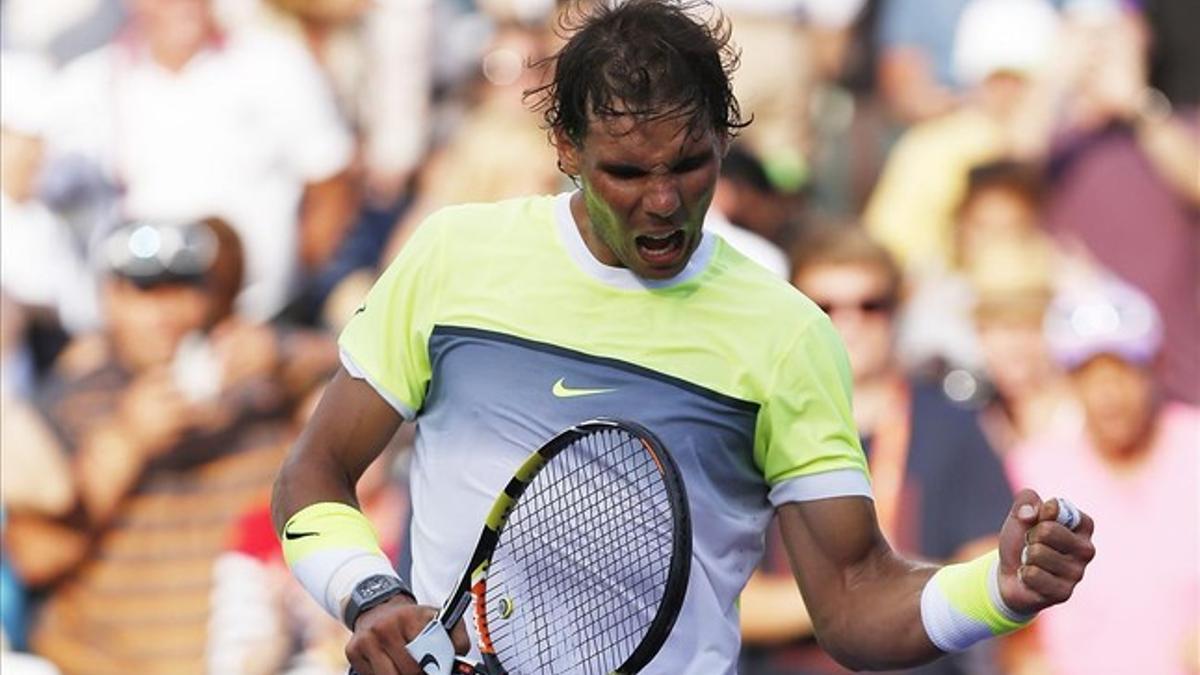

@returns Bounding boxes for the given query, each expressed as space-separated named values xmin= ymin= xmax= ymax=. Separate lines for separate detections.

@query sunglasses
xmin=102 ymin=220 xmax=217 ymax=288
xmin=815 ymin=296 xmax=896 ymax=316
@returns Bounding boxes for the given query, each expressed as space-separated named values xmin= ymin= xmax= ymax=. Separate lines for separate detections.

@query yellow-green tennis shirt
xmin=339 ymin=192 xmax=871 ymax=674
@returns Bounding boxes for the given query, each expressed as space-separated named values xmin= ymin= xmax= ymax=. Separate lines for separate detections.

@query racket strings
xmin=513 ymin=431 xmax=670 ymax=673
xmin=484 ymin=429 xmax=676 ymax=674
xmin=488 ymin=433 xmax=659 ymax=656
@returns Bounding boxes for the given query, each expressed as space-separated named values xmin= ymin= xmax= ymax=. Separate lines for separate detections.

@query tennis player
xmin=271 ymin=2 xmax=1096 ymax=673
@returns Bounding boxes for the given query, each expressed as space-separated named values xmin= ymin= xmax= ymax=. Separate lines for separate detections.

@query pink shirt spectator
xmin=1007 ymin=403 xmax=1199 ymax=675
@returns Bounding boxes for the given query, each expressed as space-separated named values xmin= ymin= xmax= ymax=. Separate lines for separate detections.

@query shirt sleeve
xmin=756 ymin=313 xmax=872 ymax=506
xmin=337 ymin=215 xmax=447 ymax=418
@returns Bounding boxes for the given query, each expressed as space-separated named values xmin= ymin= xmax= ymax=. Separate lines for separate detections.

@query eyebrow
xmin=597 ymin=149 xmax=714 ymax=176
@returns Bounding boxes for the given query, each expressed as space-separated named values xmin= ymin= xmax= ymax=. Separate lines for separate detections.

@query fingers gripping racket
xmin=405 ymin=418 xmax=692 ymax=675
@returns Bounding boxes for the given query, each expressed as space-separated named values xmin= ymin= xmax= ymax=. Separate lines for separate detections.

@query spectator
xmin=0 ymin=51 xmax=93 ymax=364
xmin=221 ymin=0 xmax=435 ymax=322
xmin=2 ymin=219 xmax=311 ymax=674
xmin=0 ymin=0 xmax=124 ymax=64
xmin=1040 ymin=6 xmax=1200 ymax=403
xmin=895 ymin=161 xmax=1051 ymax=374
xmin=1 ymin=290 xmax=72 ymax=675
xmin=864 ymin=0 xmax=1060 ymax=271
xmin=235 ymin=0 xmax=432 ymax=204
xmin=972 ymin=271 xmax=1079 ymax=458
xmin=873 ymin=0 xmax=970 ymax=123
xmin=715 ymin=0 xmax=866 ymax=192
xmin=207 ymin=426 xmax=410 ymax=674
xmin=740 ymin=227 xmax=1012 ymax=675
xmin=1006 ymin=276 xmax=1199 ymax=675
xmin=380 ymin=19 xmax=561 ymax=262
xmin=43 ymin=0 xmax=357 ymax=321
xmin=708 ymin=145 xmax=791 ymax=277
xmin=802 ymin=0 xmax=898 ymax=222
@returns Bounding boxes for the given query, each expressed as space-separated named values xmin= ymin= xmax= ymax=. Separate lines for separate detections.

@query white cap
xmin=952 ymin=0 xmax=1060 ymax=87
xmin=1044 ymin=275 xmax=1163 ymax=370
xmin=0 ymin=50 xmax=54 ymax=136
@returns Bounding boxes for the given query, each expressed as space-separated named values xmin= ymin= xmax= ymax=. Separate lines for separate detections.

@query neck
xmin=853 ymin=367 xmax=903 ymax=434
xmin=148 ymin=39 xmax=201 ymax=72
xmin=134 ymin=20 xmax=215 ymax=73
xmin=570 ymin=190 xmax=619 ymax=268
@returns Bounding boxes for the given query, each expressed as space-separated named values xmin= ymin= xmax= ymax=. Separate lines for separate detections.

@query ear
xmin=553 ymin=127 xmax=582 ymax=177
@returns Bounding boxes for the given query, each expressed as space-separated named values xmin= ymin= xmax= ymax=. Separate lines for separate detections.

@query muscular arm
xmin=270 ymin=367 xmax=403 ymax=532
xmin=777 ymin=497 xmax=940 ymax=670
xmin=779 ymin=490 xmax=1095 ymax=671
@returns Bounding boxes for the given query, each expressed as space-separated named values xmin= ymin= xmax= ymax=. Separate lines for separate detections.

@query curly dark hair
xmin=526 ymin=0 xmax=749 ymax=145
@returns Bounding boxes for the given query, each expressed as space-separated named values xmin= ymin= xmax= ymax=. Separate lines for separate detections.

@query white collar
xmin=553 ymin=191 xmax=716 ymax=291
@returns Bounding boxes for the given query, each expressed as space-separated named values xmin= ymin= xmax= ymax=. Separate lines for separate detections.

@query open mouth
xmin=635 ymin=230 xmax=687 ymax=267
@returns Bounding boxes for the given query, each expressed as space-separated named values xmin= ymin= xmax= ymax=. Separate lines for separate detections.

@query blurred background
xmin=0 ymin=0 xmax=1195 ymax=673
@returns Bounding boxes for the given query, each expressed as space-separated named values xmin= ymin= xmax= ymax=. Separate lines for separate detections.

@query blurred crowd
xmin=0 ymin=0 xmax=1195 ymax=674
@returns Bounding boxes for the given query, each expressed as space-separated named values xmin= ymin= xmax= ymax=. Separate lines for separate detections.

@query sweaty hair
xmin=791 ymin=226 xmax=904 ymax=305
xmin=527 ymin=0 xmax=748 ymax=145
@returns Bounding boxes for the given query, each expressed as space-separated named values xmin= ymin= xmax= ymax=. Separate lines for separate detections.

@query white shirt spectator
xmin=705 ymin=211 xmax=790 ymax=278
xmin=0 ymin=194 xmax=82 ymax=308
xmin=46 ymin=28 xmax=354 ymax=320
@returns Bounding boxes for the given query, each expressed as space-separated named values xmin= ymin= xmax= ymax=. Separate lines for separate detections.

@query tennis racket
xmin=390 ymin=418 xmax=692 ymax=675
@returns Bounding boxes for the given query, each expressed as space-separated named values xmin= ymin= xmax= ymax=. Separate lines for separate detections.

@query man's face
xmin=958 ymin=187 xmax=1038 ymax=258
xmin=976 ymin=313 xmax=1055 ymax=399
xmin=1070 ymin=354 xmax=1157 ymax=460
xmin=557 ymin=113 xmax=723 ymax=279
xmin=104 ymin=279 xmax=212 ymax=370
xmin=793 ymin=263 xmax=897 ymax=383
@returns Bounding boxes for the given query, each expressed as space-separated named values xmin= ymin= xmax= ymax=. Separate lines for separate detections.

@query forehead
xmin=580 ymin=113 xmax=717 ymax=164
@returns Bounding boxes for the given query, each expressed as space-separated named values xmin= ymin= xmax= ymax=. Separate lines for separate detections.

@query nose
xmin=643 ymin=175 xmax=681 ymax=219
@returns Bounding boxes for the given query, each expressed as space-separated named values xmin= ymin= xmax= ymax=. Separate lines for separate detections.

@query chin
xmin=638 ymin=264 xmax=687 ymax=280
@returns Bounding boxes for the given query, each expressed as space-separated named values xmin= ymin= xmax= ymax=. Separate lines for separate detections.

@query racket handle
xmin=406 ymin=618 xmax=459 ymax=674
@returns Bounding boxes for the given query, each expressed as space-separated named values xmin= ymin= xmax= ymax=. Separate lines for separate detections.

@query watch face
xmin=359 ymin=575 xmax=397 ymax=601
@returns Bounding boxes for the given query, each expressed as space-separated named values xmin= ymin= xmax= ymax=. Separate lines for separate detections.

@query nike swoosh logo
xmin=551 ymin=378 xmax=615 ymax=398
xmin=284 ymin=529 xmax=320 ymax=540
xmin=419 ymin=654 xmax=440 ymax=671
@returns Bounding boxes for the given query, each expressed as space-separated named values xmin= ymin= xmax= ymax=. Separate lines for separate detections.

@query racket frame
xmin=417 ymin=417 xmax=692 ymax=675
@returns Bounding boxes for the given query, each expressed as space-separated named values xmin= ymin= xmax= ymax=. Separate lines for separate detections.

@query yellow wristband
xmin=281 ymin=501 xmax=385 ymax=565
xmin=921 ymin=550 xmax=1034 ymax=652
xmin=281 ymin=502 xmax=402 ymax=621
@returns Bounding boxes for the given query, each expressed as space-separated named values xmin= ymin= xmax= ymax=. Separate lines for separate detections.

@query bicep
xmin=775 ymin=496 xmax=889 ymax=621
xmin=296 ymin=367 xmax=404 ymax=478
xmin=775 ymin=496 xmax=940 ymax=668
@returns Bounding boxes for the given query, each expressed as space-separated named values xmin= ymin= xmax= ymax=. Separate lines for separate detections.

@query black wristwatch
xmin=343 ymin=574 xmax=413 ymax=630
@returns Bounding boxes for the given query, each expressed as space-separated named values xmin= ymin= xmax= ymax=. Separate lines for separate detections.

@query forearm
xmin=270 ymin=368 xmax=402 ymax=532
xmin=1134 ymin=111 xmax=1200 ymax=205
xmin=740 ymin=570 xmax=814 ymax=644
xmin=779 ymin=499 xmax=939 ymax=669
xmin=270 ymin=446 xmax=360 ymax=534
xmin=75 ymin=422 xmax=151 ymax=523
xmin=808 ymin=545 xmax=941 ymax=669
xmin=12 ymin=423 xmax=156 ymax=582
xmin=3 ymin=512 xmax=91 ymax=586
